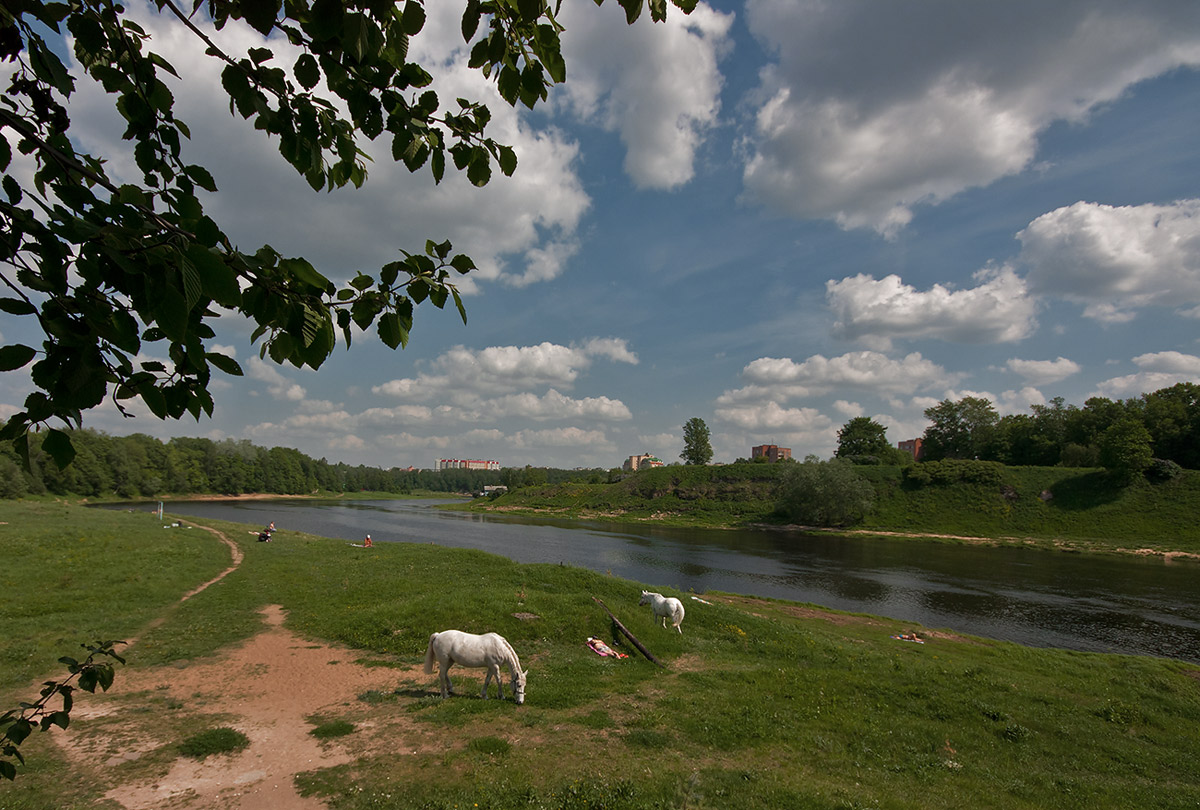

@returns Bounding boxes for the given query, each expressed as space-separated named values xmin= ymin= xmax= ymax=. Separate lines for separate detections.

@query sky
xmin=4 ymin=0 xmax=1200 ymax=471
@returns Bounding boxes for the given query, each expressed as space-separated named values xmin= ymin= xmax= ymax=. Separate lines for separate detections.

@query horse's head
xmin=512 ymin=669 xmax=528 ymax=705
xmin=638 ymin=590 xmax=652 ymax=605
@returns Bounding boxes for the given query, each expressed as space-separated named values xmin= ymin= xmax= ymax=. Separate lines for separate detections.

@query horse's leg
xmin=482 ymin=663 xmax=501 ymax=699
xmin=440 ymin=660 xmax=453 ymax=698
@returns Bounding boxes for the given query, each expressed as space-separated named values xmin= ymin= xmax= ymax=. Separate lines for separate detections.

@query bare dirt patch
xmin=58 ymin=604 xmax=411 ymax=810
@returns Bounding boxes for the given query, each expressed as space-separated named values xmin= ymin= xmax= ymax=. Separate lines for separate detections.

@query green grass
xmin=2 ymin=501 xmax=1198 ymax=810
xmin=178 ymin=727 xmax=250 ymax=759
xmin=309 ymin=719 xmax=357 ymax=739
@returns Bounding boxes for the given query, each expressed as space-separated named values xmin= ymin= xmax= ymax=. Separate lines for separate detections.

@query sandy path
xmin=57 ymin=525 xmax=411 ymax=810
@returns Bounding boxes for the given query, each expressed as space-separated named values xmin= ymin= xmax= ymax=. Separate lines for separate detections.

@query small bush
xmin=178 ymin=727 xmax=249 ymax=759
xmin=903 ymin=459 xmax=1004 ymax=487
xmin=1145 ymin=458 xmax=1182 ymax=483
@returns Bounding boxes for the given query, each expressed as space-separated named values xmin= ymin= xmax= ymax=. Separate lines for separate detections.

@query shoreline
xmin=73 ymin=493 xmax=1200 ymax=562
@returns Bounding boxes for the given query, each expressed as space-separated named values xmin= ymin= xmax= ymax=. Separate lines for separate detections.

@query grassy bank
xmin=465 ymin=463 xmax=1200 ymax=554
xmin=2 ymin=501 xmax=1198 ymax=809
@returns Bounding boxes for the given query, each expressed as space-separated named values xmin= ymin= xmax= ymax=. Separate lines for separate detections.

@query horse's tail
xmin=423 ymin=633 xmax=438 ymax=674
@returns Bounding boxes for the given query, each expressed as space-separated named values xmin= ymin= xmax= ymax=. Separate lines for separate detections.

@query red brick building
xmin=751 ymin=444 xmax=792 ymax=462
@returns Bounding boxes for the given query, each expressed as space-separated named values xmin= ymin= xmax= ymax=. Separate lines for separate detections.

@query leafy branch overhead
xmin=0 ymin=640 xmax=126 ymax=780
xmin=0 ymin=0 xmax=695 ymax=468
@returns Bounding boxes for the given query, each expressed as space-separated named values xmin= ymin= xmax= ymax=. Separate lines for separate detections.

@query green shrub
xmin=774 ymin=459 xmax=874 ymax=526
xmin=1145 ymin=458 xmax=1182 ymax=483
xmin=903 ymin=459 xmax=1004 ymax=487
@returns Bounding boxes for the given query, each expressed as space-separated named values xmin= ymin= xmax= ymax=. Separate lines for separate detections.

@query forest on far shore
xmin=0 ymin=428 xmax=606 ymax=500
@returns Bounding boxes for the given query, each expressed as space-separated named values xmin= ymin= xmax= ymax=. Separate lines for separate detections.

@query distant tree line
xmin=834 ymin=383 xmax=1198 ymax=482
xmin=916 ymin=383 xmax=1200 ymax=477
xmin=0 ymin=427 xmax=520 ymax=499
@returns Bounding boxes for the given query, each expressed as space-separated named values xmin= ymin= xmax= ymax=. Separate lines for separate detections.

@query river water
xmin=148 ymin=498 xmax=1200 ymax=663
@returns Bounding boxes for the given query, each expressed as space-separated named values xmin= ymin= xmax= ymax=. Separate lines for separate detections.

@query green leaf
xmin=466 ymin=148 xmax=491 ymax=186
xmin=378 ymin=311 xmax=408 ymax=349
xmin=497 ymin=65 xmax=520 ymax=105
xmin=294 ymin=53 xmax=320 ymax=89
xmin=449 ymin=254 xmax=476 ymax=274
xmin=452 ymin=287 xmax=467 ymax=323
xmin=188 ymin=245 xmax=242 ymax=307
xmin=279 ymin=258 xmax=331 ymax=292
xmin=206 ymin=352 xmax=244 ymax=376
xmin=430 ymin=147 xmax=445 ymax=183
xmin=42 ymin=429 xmax=76 ymax=469
xmin=618 ymin=0 xmax=643 ymax=24
xmin=248 ymin=47 xmax=274 ymax=65
xmin=497 ymin=144 xmax=517 ymax=177
xmin=184 ymin=164 xmax=218 ymax=193
xmin=154 ymin=284 xmax=190 ymax=342
xmin=0 ymin=299 xmax=37 ymax=316
xmin=241 ymin=0 xmax=280 ymax=36
xmin=400 ymin=0 xmax=426 ymax=36
xmin=461 ymin=0 xmax=482 ymax=41
xmin=517 ymin=0 xmax=543 ymax=23
xmin=0 ymin=345 xmax=37 ymax=372
xmin=180 ymin=259 xmax=204 ymax=311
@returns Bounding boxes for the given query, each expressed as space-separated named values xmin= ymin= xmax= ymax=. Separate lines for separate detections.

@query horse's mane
xmin=497 ymin=635 xmax=522 ymax=670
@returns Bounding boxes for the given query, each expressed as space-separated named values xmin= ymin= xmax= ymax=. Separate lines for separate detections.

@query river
xmin=146 ymin=498 xmax=1200 ymax=663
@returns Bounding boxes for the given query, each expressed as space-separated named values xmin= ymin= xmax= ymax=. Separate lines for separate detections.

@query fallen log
xmin=592 ymin=596 xmax=664 ymax=668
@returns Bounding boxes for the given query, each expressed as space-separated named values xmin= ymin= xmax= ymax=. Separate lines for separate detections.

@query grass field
xmin=2 ymin=500 xmax=1198 ymax=809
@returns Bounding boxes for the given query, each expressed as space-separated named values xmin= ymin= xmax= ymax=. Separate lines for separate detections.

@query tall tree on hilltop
xmin=680 ymin=417 xmax=713 ymax=466
xmin=835 ymin=416 xmax=891 ymax=460
xmin=921 ymin=397 xmax=1001 ymax=461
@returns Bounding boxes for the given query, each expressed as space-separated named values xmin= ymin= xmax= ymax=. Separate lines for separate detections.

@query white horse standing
xmin=423 ymin=630 xmax=527 ymax=704
xmin=639 ymin=590 xmax=685 ymax=633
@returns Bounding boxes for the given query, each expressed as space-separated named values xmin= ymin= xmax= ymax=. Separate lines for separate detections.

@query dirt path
xmin=56 ymin=524 xmax=411 ymax=810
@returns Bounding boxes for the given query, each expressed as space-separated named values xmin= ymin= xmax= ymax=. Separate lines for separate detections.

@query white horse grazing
xmin=639 ymin=590 xmax=685 ymax=633
xmin=423 ymin=630 xmax=527 ymax=704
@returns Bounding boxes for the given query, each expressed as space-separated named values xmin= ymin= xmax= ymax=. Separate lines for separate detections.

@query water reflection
xmin=113 ymin=498 xmax=1200 ymax=662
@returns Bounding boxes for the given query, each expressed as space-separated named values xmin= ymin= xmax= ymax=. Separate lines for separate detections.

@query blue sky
xmin=4 ymin=0 xmax=1200 ymax=470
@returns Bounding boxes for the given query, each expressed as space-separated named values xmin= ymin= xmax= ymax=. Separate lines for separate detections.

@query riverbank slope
xmin=462 ymin=463 xmax=1200 ymax=555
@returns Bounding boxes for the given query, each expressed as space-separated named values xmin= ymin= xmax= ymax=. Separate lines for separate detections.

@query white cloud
xmin=1006 ymin=357 xmax=1082 ymax=385
xmin=720 ymin=350 xmax=953 ymax=405
xmin=827 ymin=267 xmax=1036 ymax=349
xmin=512 ymin=427 xmax=613 ymax=448
xmin=1133 ymin=351 xmax=1200 ymax=374
xmin=373 ymin=339 xmax=637 ymax=401
xmin=833 ymin=400 xmax=863 ymax=417
xmin=557 ymin=2 xmax=733 ymax=189
xmin=489 ymin=390 xmax=632 ymax=422
xmin=741 ymin=1 xmax=1200 ymax=234
xmin=1019 ymin=200 xmax=1200 ymax=320
xmin=246 ymin=358 xmax=307 ymax=402
xmin=715 ymin=401 xmax=831 ymax=433
xmin=1092 ymin=371 xmax=1200 ymax=400
xmin=997 ymin=387 xmax=1047 ymax=416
